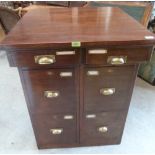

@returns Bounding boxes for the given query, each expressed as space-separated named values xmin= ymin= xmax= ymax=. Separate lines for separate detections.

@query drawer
xmin=22 ymin=68 xmax=78 ymax=114
xmin=9 ymin=49 xmax=80 ymax=68
xmin=85 ymin=46 xmax=152 ymax=65
xmin=80 ymin=111 xmax=127 ymax=145
xmin=32 ymin=113 xmax=77 ymax=148
xmin=83 ymin=66 xmax=136 ymax=112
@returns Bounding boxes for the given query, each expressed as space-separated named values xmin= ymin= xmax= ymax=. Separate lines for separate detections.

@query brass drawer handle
xmin=44 ymin=91 xmax=59 ymax=98
xmin=50 ymin=128 xmax=63 ymax=135
xmin=107 ymin=56 xmax=127 ymax=65
xmin=64 ymin=115 xmax=74 ymax=120
xmin=88 ymin=49 xmax=107 ymax=54
xmin=86 ymin=114 xmax=96 ymax=119
xmin=98 ymin=126 xmax=108 ymax=133
xmin=34 ymin=55 xmax=55 ymax=64
xmin=100 ymin=88 xmax=115 ymax=96
xmin=87 ymin=71 xmax=99 ymax=76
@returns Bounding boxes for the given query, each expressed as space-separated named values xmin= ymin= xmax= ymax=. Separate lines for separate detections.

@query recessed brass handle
xmin=107 ymin=56 xmax=127 ymax=65
xmin=100 ymin=88 xmax=115 ymax=96
xmin=34 ymin=55 xmax=55 ymax=65
xmin=50 ymin=128 xmax=63 ymax=135
xmin=98 ymin=126 xmax=108 ymax=133
xmin=44 ymin=91 xmax=59 ymax=98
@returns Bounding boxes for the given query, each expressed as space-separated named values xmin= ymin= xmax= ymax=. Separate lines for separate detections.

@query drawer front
xmin=9 ymin=49 xmax=80 ymax=68
xmin=84 ymin=66 xmax=136 ymax=112
xmin=80 ymin=111 xmax=127 ymax=145
xmin=23 ymin=68 xmax=78 ymax=114
xmin=32 ymin=113 xmax=77 ymax=147
xmin=86 ymin=47 xmax=152 ymax=65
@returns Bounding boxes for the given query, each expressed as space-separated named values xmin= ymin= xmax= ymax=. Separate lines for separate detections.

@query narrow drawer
xmin=9 ymin=49 xmax=80 ymax=68
xmin=32 ymin=113 xmax=77 ymax=148
xmin=85 ymin=46 xmax=152 ymax=65
xmin=80 ymin=111 xmax=127 ymax=145
xmin=22 ymin=68 xmax=78 ymax=114
xmin=84 ymin=65 xmax=137 ymax=112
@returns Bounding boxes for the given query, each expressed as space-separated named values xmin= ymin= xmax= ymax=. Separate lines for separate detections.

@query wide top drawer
xmin=7 ymin=49 xmax=80 ymax=68
xmin=85 ymin=46 xmax=153 ymax=65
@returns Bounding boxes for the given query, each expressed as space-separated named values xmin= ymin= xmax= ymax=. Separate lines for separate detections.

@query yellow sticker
xmin=71 ymin=41 xmax=81 ymax=47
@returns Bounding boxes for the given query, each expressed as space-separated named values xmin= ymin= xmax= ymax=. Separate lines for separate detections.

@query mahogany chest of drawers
xmin=1 ymin=7 xmax=155 ymax=149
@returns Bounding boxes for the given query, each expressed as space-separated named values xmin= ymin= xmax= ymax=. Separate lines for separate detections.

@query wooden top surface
xmin=1 ymin=7 xmax=155 ymax=49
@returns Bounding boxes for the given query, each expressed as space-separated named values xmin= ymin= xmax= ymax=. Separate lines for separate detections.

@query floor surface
xmin=0 ymin=50 xmax=155 ymax=154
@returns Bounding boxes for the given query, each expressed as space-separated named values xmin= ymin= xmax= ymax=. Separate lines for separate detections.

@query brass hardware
xmin=50 ymin=128 xmax=63 ymax=135
xmin=64 ymin=115 xmax=74 ymax=120
xmin=98 ymin=126 xmax=108 ymax=133
xmin=86 ymin=114 xmax=96 ymax=119
xmin=87 ymin=71 xmax=99 ymax=76
xmin=107 ymin=56 xmax=127 ymax=65
xmin=56 ymin=51 xmax=75 ymax=55
xmin=34 ymin=55 xmax=55 ymax=64
xmin=60 ymin=72 xmax=72 ymax=77
xmin=44 ymin=91 xmax=59 ymax=98
xmin=144 ymin=36 xmax=154 ymax=40
xmin=88 ymin=49 xmax=107 ymax=54
xmin=100 ymin=88 xmax=115 ymax=96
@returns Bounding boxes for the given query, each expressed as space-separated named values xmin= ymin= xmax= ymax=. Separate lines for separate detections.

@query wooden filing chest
xmin=1 ymin=7 xmax=155 ymax=149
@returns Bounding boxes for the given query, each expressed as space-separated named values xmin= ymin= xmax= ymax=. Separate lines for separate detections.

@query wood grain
xmin=22 ymin=68 xmax=79 ymax=114
xmin=2 ymin=7 xmax=154 ymax=149
xmin=81 ymin=110 xmax=128 ymax=145
xmin=9 ymin=49 xmax=81 ymax=68
xmin=83 ymin=65 xmax=138 ymax=112
xmin=1 ymin=7 xmax=155 ymax=49
xmin=86 ymin=46 xmax=153 ymax=65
